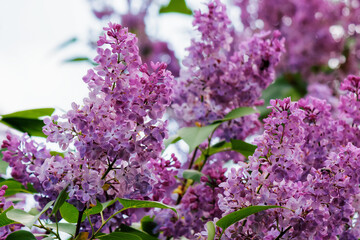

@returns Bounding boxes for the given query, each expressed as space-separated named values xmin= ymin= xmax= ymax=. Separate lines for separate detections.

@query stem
xmin=188 ymin=147 xmax=199 ymax=169
xmin=275 ymin=226 xmax=292 ymax=240
xmin=75 ymin=208 xmax=85 ymax=237
xmin=219 ymin=229 xmax=224 ymax=239
xmin=176 ymin=130 xmax=216 ymax=205
xmin=91 ymin=208 xmax=127 ymax=239
xmin=175 ymin=147 xmax=199 ymax=204
xmin=256 ymin=173 xmax=270 ymax=194
xmin=199 ymin=132 xmax=214 ymax=172
xmin=279 ymin=124 xmax=286 ymax=144
xmin=55 ymin=215 xmax=60 ymax=238
xmin=87 ymin=215 xmax=95 ymax=238
xmin=102 ymin=158 xmax=118 ymax=180
xmin=36 ymin=219 xmax=62 ymax=240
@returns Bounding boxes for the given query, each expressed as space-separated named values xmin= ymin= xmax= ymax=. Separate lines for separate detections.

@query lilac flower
xmin=218 ymin=94 xmax=360 ymax=239
xmin=2 ymin=23 xmax=175 ymax=214
xmin=88 ymin=0 xmax=180 ymax=76
xmin=0 ymin=186 xmax=21 ymax=239
xmin=234 ymin=0 xmax=360 ymax=80
xmin=172 ymin=0 xmax=285 ymax=142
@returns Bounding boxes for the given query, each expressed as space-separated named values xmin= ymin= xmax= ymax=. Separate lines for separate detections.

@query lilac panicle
xmin=2 ymin=22 xmax=175 ymax=211
xmin=218 ymin=95 xmax=360 ymax=239
xmin=0 ymin=186 xmax=21 ymax=239
xmin=89 ymin=1 xmax=180 ymax=76
xmin=234 ymin=0 xmax=360 ymax=80
xmin=339 ymin=75 xmax=360 ymax=125
xmin=42 ymin=22 xmax=175 ymax=203
xmin=172 ymin=0 xmax=285 ymax=142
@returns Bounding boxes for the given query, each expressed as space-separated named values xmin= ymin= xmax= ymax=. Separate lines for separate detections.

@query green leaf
xmin=0 ymin=118 xmax=47 ymax=137
xmin=141 ymin=216 xmax=159 ymax=237
xmin=5 ymin=230 xmax=37 ymax=240
xmin=0 ymin=108 xmax=54 ymax=137
xmin=220 ymin=107 xmax=258 ymax=122
xmin=98 ymin=232 xmax=142 ymax=240
xmin=177 ymin=107 xmax=258 ymax=153
xmin=0 ymin=179 xmax=37 ymax=196
xmin=49 ymin=151 xmax=65 ymax=157
xmin=195 ymin=141 xmax=231 ymax=164
xmin=118 ymin=224 xmax=159 ymax=240
xmin=195 ymin=139 xmax=256 ymax=165
xmin=117 ymin=199 xmax=177 ymax=215
xmin=0 ymin=206 xmax=16 ymax=227
xmin=51 ymin=186 xmax=69 ymax=215
xmin=56 ymin=37 xmax=78 ymax=51
xmin=206 ymin=221 xmax=215 ymax=240
xmin=0 ymin=149 xmax=9 ymax=175
xmin=1 ymin=108 xmax=54 ymax=119
xmin=64 ymin=57 xmax=96 ymax=66
xmin=41 ymin=236 xmax=56 ymax=240
xmin=230 ymin=139 xmax=257 ymax=158
xmin=46 ymin=223 xmax=76 ymax=236
xmin=182 ymin=170 xmax=204 ymax=183
xmin=26 ymin=183 xmax=37 ymax=194
xmin=259 ymin=73 xmax=306 ymax=119
xmin=163 ymin=135 xmax=181 ymax=149
xmin=178 ymin=124 xmax=220 ymax=153
xmin=28 ymin=208 xmax=40 ymax=216
xmin=6 ymin=209 xmax=34 ymax=228
xmin=6 ymin=200 xmax=54 ymax=228
xmin=216 ymin=205 xmax=286 ymax=231
xmin=60 ymin=202 xmax=85 ymax=223
xmin=0 ymin=160 xmax=9 ymax=175
xmin=101 ymin=199 xmax=117 ymax=211
xmin=159 ymin=0 xmax=192 ymax=15
xmin=85 ymin=200 xmax=103 ymax=216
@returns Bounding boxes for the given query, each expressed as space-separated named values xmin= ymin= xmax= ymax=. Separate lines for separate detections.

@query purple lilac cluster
xmin=0 ymin=186 xmax=21 ymax=239
xmin=339 ymin=75 xmax=360 ymax=125
xmin=154 ymin=162 xmax=227 ymax=239
xmin=172 ymin=0 xmax=285 ymax=141
xmin=147 ymin=153 xmax=181 ymax=204
xmin=88 ymin=0 xmax=180 ymax=76
xmin=217 ymin=79 xmax=360 ymax=239
xmin=338 ymin=75 xmax=360 ymax=149
xmin=2 ymin=23 xmax=175 ymax=212
xmin=234 ymin=0 xmax=360 ymax=82
xmin=1 ymin=134 xmax=103 ymax=208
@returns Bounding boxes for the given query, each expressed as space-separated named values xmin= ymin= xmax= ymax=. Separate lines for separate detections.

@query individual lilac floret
xmin=172 ymin=0 xmax=285 ymax=142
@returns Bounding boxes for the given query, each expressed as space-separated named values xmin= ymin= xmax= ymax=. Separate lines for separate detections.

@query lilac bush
xmin=1 ymin=0 xmax=360 ymax=239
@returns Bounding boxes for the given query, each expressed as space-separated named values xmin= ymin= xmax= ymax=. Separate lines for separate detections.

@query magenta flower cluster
xmin=2 ymin=23 xmax=174 ymax=211
xmin=218 ymin=75 xmax=360 ymax=239
xmin=172 ymin=0 xmax=285 ymax=143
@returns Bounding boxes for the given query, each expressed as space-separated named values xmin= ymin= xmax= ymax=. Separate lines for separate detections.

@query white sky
xmin=0 ymin=0 xmax=95 ymax=114
xmin=0 ymin=0 xmax=202 ymax=116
